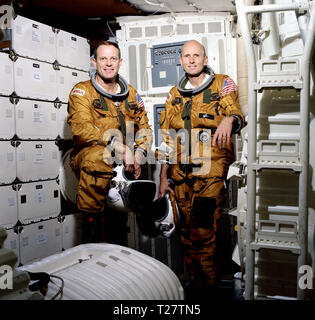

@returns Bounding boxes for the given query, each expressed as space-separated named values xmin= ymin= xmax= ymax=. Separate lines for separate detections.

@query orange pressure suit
xmin=67 ymin=74 xmax=153 ymax=215
xmin=160 ymin=66 xmax=245 ymax=289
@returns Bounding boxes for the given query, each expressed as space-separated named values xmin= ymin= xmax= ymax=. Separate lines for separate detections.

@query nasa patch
xmin=71 ymin=88 xmax=85 ymax=96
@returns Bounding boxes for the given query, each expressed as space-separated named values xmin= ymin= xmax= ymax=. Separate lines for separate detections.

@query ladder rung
xmin=254 ymin=82 xmax=303 ymax=90
xmin=252 ymin=163 xmax=302 ymax=172
xmin=255 ymin=58 xmax=303 ymax=91
xmin=250 ymin=240 xmax=301 ymax=254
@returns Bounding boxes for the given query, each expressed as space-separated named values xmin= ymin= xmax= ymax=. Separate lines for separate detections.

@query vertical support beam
xmin=298 ymin=3 xmax=315 ymax=300
xmin=235 ymin=0 xmax=257 ymax=300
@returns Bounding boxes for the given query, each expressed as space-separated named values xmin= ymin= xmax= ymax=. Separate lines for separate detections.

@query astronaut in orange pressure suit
xmin=158 ymin=40 xmax=245 ymax=298
xmin=67 ymin=41 xmax=152 ymax=243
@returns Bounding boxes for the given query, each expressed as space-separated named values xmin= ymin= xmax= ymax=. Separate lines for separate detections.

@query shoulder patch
xmin=136 ymin=93 xmax=144 ymax=109
xmin=221 ymin=77 xmax=238 ymax=96
xmin=166 ymin=92 xmax=172 ymax=101
xmin=71 ymin=88 xmax=85 ymax=96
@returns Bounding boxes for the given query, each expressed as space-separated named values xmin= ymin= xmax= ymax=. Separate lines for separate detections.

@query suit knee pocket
xmin=191 ymin=197 xmax=216 ymax=229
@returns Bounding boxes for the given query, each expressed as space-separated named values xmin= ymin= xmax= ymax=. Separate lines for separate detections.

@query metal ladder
xmin=235 ymin=0 xmax=315 ymax=299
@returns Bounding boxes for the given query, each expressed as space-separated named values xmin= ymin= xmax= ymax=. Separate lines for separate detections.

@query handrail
xmin=298 ymin=0 xmax=315 ymax=300
xmin=242 ymin=2 xmax=309 ymax=14
xmin=235 ymin=0 xmax=257 ymax=301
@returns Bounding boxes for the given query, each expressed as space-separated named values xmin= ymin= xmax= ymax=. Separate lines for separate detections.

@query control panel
xmin=151 ymin=41 xmax=185 ymax=88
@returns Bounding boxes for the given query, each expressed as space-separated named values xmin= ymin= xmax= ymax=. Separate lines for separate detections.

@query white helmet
xmin=136 ymin=192 xmax=177 ymax=238
xmin=105 ymin=164 xmax=156 ymax=213
xmin=106 ymin=165 xmax=177 ymax=238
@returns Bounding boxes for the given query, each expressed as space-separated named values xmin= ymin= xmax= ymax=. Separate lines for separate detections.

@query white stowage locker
xmin=58 ymin=103 xmax=72 ymax=140
xmin=0 ymin=185 xmax=18 ymax=229
xmin=57 ymin=67 xmax=90 ymax=103
xmin=10 ymin=15 xmax=56 ymax=63
xmin=15 ymin=99 xmax=58 ymax=140
xmin=19 ymin=243 xmax=185 ymax=300
xmin=0 ymin=97 xmax=15 ymax=139
xmin=117 ymin=12 xmax=229 ymax=42
xmin=0 ymin=141 xmax=17 ymax=185
xmin=0 ymin=52 xmax=14 ymax=96
xmin=16 ymin=141 xmax=59 ymax=182
xmin=3 ymin=228 xmax=20 ymax=266
xmin=56 ymin=30 xmax=90 ymax=71
xmin=61 ymin=213 xmax=83 ymax=250
xmin=13 ymin=57 xmax=57 ymax=101
xmin=18 ymin=218 xmax=62 ymax=265
xmin=17 ymin=180 xmax=61 ymax=224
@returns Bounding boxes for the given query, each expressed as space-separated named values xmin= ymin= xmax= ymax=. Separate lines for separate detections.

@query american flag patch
xmin=136 ymin=93 xmax=144 ymax=109
xmin=221 ymin=77 xmax=238 ymax=96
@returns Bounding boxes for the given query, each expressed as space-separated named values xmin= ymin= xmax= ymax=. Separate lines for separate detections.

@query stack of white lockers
xmin=0 ymin=15 xmax=90 ymax=266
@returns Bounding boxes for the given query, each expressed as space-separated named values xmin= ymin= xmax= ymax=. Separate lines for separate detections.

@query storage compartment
xmin=0 ymin=96 xmax=15 ymax=139
xmin=15 ymin=99 xmax=58 ymax=140
xmin=0 ymin=52 xmax=14 ymax=95
xmin=13 ymin=57 xmax=57 ymax=101
xmin=17 ymin=180 xmax=61 ymax=224
xmin=18 ymin=218 xmax=62 ymax=265
xmin=56 ymin=30 xmax=90 ymax=71
xmin=0 ymin=141 xmax=17 ymax=185
xmin=0 ymin=184 xmax=18 ymax=229
xmin=10 ymin=15 xmax=56 ymax=63
xmin=16 ymin=141 xmax=59 ymax=182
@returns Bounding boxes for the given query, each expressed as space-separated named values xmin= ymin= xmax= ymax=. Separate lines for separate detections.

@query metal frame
xmin=235 ymin=0 xmax=315 ymax=300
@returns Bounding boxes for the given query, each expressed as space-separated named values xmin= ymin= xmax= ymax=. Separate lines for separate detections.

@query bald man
xmin=158 ymin=40 xmax=245 ymax=299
